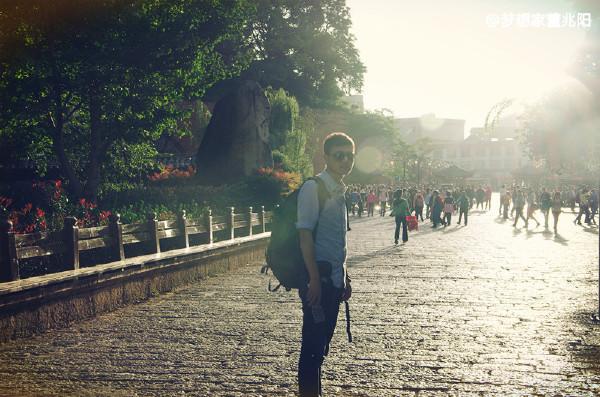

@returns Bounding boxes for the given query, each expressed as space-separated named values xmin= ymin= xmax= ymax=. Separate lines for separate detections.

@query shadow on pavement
xmin=583 ymin=225 xmax=599 ymax=235
xmin=441 ymin=226 xmax=462 ymax=234
xmin=551 ymin=233 xmax=569 ymax=245
xmin=346 ymin=245 xmax=399 ymax=268
xmin=512 ymin=227 xmax=523 ymax=236
xmin=565 ymin=311 xmax=600 ymax=376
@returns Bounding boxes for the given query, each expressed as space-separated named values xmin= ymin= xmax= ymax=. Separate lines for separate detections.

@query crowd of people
xmin=291 ymin=132 xmax=598 ymax=396
xmin=345 ymin=183 xmax=599 ymax=243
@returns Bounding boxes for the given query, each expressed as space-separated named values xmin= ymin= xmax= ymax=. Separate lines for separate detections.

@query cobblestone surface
xmin=0 ymin=195 xmax=599 ymax=396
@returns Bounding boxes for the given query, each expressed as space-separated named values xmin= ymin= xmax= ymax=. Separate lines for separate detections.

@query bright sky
xmin=346 ymin=0 xmax=589 ymax=134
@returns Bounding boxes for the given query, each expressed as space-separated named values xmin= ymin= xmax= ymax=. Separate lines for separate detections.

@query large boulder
xmin=196 ymin=81 xmax=273 ymax=184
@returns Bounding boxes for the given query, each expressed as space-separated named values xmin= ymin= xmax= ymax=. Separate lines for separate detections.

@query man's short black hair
xmin=323 ymin=132 xmax=355 ymax=155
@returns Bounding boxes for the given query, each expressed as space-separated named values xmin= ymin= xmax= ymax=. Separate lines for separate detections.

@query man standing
xmin=296 ymin=132 xmax=354 ymax=397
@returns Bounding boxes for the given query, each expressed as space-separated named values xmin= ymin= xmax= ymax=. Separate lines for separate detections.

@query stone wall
xmin=0 ymin=235 xmax=269 ymax=343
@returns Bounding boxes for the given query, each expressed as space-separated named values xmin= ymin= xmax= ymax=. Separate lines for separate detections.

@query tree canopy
xmin=0 ymin=0 xmax=252 ymax=200
xmin=208 ymin=0 xmax=365 ymax=106
xmin=520 ymin=84 xmax=599 ymax=174
xmin=520 ymin=3 xmax=600 ymax=175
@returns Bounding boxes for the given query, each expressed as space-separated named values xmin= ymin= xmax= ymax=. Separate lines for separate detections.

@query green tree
xmin=0 ymin=0 xmax=251 ymax=200
xmin=266 ymin=87 xmax=313 ymax=177
xmin=266 ymin=87 xmax=299 ymax=149
xmin=214 ymin=0 xmax=365 ymax=106
xmin=520 ymin=85 xmax=599 ymax=174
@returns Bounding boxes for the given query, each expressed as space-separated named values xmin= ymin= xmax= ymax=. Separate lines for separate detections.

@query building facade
xmin=394 ymin=115 xmax=530 ymax=187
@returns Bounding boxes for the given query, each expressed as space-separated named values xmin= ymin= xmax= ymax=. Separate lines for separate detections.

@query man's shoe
xmin=394 ymin=239 xmax=398 ymax=245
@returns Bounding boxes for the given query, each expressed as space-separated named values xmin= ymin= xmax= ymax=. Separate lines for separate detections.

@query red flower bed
xmin=148 ymin=165 xmax=196 ymax=182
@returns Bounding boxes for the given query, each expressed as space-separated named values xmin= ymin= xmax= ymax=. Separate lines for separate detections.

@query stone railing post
xmin=148 ymin=212 xmax=160 ymax=254
xmin=228 ymin=207 xmax=235 ymax=240
xmin=109 ymin=213 xmax=125 ymax=261
xmin=63 ymin=216 xmax=79 ymax=270
xmin=260 ymin=206 xmax=266 ymax=234
xmin=205 ymin=208 xmax=213 ymax=244
xmin=179 ymin=209 xmax=189 ymax=249
xmin=0 ymin=220 xmax=19 ymax=282
xmin=247 ymin=206 xmax=253 ymax=236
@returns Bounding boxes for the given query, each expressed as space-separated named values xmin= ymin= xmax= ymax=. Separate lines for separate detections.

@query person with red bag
xmin=443 ymin=191 xmax=455 ymax=227
xmin=390 ymin=189 xmax=411 ymax=244
xmin=413 ymin=190 xmax=425 ymax=222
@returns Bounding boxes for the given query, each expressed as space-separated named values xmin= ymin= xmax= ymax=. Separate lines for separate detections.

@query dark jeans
xmin=444 ymin=212 xmax=452 ymax=225
xmin=367 ymin=203 xmax=375 ymax=217
xmin=513 ymin=207 xmax=526 ymax=226
xmin=380 ymin=201 xmax=387 ymax=216
xmin=575 ymin=204 xmax=589 ymax=224
xmin=298 ymin=274 xmax=342 ymax=397
xmin=458 ymin=209 xmax=468 ymax=225
xmin=395 ymin=216 xmax=408 ymax=242
xmin=414 ymin=205 xmax=424 ymax=221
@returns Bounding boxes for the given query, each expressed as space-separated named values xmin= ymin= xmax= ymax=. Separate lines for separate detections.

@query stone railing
xmin=0 ymin=206 xmax=273 ymax=282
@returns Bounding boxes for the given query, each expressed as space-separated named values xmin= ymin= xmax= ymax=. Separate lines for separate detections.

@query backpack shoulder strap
xmin=306 ymin=176 xmax=330 ymax=215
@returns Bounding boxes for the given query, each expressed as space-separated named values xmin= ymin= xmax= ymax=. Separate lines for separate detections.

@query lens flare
xmin=355 ymin=146 xmax=383 ymax=174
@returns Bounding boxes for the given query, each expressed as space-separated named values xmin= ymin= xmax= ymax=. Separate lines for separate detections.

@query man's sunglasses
xmin=330 ymin=151 xmax=355 ymax=162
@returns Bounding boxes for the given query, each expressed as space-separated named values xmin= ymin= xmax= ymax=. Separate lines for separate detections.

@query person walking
xmin=511 ymin=185 xmax=518 ymax=218
xmin=379 ymin=187 xmax=388 ymax=216
xmin=551 ymin=190 xmax=562 ymax=234
xmin=413 ymin=190 xmax=425 ymax=222
xmin=539 ymin=187 xmax=551 ymax=229
xmin=485 ymin=185 xmax=492 ymax=210
xmin=350 ymin=188 xmax=359 ymax=216
xmin=296 ymin=132 xmax=354 ymax=397
xmin=526 ymin=190 xmax=541 ymax=228
xmin=443 ymin=191 xmax=454 ymax=226
xmin=366 ymin=190 xmax=377 ymax=217
xmin=390 ymin=189 xmax=410 ymax=244
xmin=590 ymin=188 xmax=598 ymax=225
xmin=513 ymin=190 xmax=527 ymax=227
xmin=431 ymin=190 xmax=443 ymax=228
xmin=425 ymin=188 xmax=433 ymax=219
xmin=456 ymin=190 xmax=470 ymax=226
xmin=476 ymin=186 xmax=485 ymax=209
xmin=574 ymin=187 xmax=590 ymax=225
xmin=502 ymin=190 xmax=511 ymax=220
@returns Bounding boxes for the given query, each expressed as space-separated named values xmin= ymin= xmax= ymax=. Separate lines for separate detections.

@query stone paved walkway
xmin=0 ymin=198 xmax=599 ymax=396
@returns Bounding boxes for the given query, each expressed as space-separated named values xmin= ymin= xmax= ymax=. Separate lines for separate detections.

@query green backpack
xmin=262 ymin=177 xmax=329 ymax=291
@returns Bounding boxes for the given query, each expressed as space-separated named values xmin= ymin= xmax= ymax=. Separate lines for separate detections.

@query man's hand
xmin=307 ymin=278 xmax=321 ymax=306
xmin=342 ymin=282 xmax=352 ymax=301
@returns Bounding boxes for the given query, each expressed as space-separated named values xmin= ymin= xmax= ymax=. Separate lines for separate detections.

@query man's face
xmin=325 ymin=144 xmax=354 ymax=177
